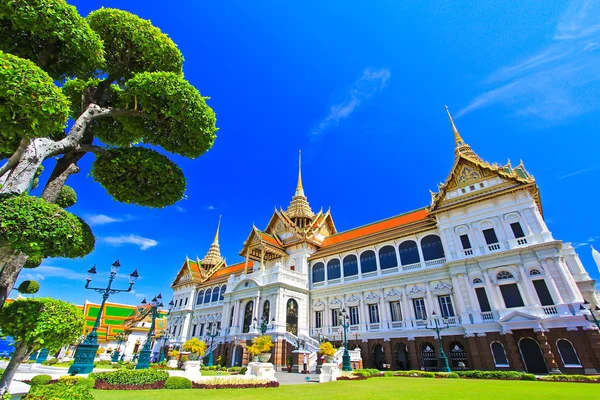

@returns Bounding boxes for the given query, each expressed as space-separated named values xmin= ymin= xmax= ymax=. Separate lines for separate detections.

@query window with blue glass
xmin=219 ymin=285 xmax=227 ymax=301
xmin=379 ymin=245 xmax=398 ymax=269
xmin=204 ymin=288 xmax=212 ymax=303
xmin=399 ymin=240 xmax=420 ymax=265
xmin=327 ymin=259 xmax=341 ymax=280
xmin=343 ymin=255 xmax=358 ymax=277
xmin=360 ymin=250 xmax=377 ymax=273
xmin=421 ymin=235 xmax=445 ymax=261
xmin=211 ymin=287 xmax=220 ymax=302
xmin=196 ymin=290 xmax=204 ymax=305
xmin=312 ymin=262 xmax=325 ymax=283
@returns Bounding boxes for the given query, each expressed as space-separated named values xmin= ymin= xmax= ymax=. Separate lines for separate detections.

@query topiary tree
xmin=0 ymin=1 xmax=217 ymax=308
xmin=182 ymin=338 xmax=207 ymax=360
xmin=0 ymin=298 xmax=84 ymax=393
xmin=17 ymin=280 xmax=40 ymax=295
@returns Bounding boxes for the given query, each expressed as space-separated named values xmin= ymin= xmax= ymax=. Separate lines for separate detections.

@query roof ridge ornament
xmin=444 ymin=105 xmax=483 ymax=163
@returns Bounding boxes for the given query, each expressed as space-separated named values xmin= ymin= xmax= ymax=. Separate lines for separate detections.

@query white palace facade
xmin=167 ymin=110 xmax=600 ymax=374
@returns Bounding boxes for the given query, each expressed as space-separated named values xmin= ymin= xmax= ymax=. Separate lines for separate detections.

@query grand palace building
xmin=167 ymin=109 xmax=600 ymax=374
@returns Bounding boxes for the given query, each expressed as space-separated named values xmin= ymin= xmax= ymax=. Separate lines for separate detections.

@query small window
xmin=557 ymin=339 xmax=581 ymax=367
xmin=369 ymin=304 xmax=380 ymax=324
xmin=469 ymin=185 xmax=476 ymax=191
xmin=532 ymin=279 xmax=554 ymax=306
xmin=460 ymin=234 xmax=472 ymax=250
xmin=413 ymin=298 xmax=427 ymax=320
xmin=479 ymin=183 xmax=484 ymax=188
xmin=529 ymin=269 xmax=542 ymax=276
xmin=461 ymin=188 xmax=466 ymax=194
xmin=331 ymin=309 xmax=340 ymax=327
xmin=497 ymin=271 xmax=514 ymax=280
xmin=390 ymin=301 xmax=402 ymax=322
xmin=491 ymin=342 xmax=509 ymax=366
xmin=510 ymin=222 xmax=526 ymax=239
xmin=315 ymin=311 xmax=323 ymax=329
xmin=349 ymin=306 xmax=360 ymax=325
xmin=472 ymin=277 xmax=483 ymax=284
xmin=483 ymin=228 xmax=499 ymax=245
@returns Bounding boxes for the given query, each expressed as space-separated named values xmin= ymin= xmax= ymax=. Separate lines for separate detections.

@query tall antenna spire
xmin=295 ymin=149 xmax=304 ymax=197
xmin=213 ymin=215 xmax=221 ymax=244
xmin=445 ymin=105 xmax=464 ymax=147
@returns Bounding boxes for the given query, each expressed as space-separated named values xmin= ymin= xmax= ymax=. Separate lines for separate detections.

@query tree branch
xmin=0 ymin=138 xmax=29 ymax=179
xmin=74 ymin=145 xmax=108 ymax=156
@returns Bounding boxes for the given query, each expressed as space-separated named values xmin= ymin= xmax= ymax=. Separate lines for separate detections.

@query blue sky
xmin=18 ymin=1 xmax=600 ymax=306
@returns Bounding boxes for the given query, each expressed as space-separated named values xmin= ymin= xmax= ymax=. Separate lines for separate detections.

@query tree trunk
xmin=41 ymin=159 xmax=81 ymax=203
xmin=0 ymin=140 xmax=49 ymax=195
xmin=0 ymin=342 xmax=31 ymax=395
xmin=0 ymin=252 xmax=28 ymax=310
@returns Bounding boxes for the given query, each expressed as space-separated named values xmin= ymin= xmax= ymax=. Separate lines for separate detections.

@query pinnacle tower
xmin=445 ymin=106 xmax=483 ymax=163
xmin=202 ymin=215 xmax=223 ymax=267
xmin=286 ymin=150 xmax=314 ymax=226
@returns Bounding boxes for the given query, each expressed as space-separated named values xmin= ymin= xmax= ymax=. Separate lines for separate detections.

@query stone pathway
xmin=274 ymin=371 xmax=320 ymax=385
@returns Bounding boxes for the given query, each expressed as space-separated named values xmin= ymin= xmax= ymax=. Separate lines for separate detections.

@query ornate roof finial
xmin=296 ymin=150 xmax=304 ymax=197
xmin=213 ymin=215 xmax=222 ymax=244
xmin=202 ymin=216 xmax=223 ymax=267
xmin=445 ymin=105 xmax=464 ymax=147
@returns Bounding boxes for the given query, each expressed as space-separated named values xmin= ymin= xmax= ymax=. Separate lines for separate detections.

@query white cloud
xmin=176 ymin=206 xmax=186 ymax=213
xmin=458 ymin=1 xmax=600 ymax=122
xmin=25 ymin=266 xmax=87 ymax=281
xmin=131 ymin=290 xmax=147 ymax=299
xmin=558 ymin=166 xmax=596 ymax=179
xmin=102 ymin=234 xmax=158 ymax=250
xmin=311 ymin=67 xmax=391 ymax=135
xmin=86 ymin=214 xmax=123 ymax=226
xmin=206 ymin=205 xmax=216 ymax=211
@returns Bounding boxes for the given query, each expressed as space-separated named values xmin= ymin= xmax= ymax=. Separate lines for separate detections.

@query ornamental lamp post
xmin=158 ymin=333 xmax=172 ymax=363
xmin=111 ymin=332 xmax=127 ymax=362
xmin=253 ymin=315 xmax=274 ymax=335
xmin=136 ymin=293 xmax=164 ymax=369
xmin=580 ymin=301 xmax=600 ymax=329
xmin=353 ymin=332 xmax=360 ymax=349
xmin=338 ymin=309 xmax=352 ymax=372
xmin=68 ymin=260 xmax=139 ymax=374
xmin=427 ymin=311 xmax=451 ymax=372
xmin=205 ymin=325 xmax=220 ymax=367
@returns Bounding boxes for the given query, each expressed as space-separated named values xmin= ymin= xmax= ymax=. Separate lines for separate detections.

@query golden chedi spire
xmin=286 ymin=150 xmax=314 ymax=224
xmin=445 ymin=106 xmax=483 ymax=163
xmin=202 ymin=215 xmax=223 ymax=267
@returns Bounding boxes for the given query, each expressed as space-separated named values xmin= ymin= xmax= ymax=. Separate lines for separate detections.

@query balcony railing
xmin=481 ymin=311 xmax=495 ymax=321
xmin=542 ymin=305 xmax=558 ymax=315
xmin=425 ymin=257 xmax=446 ymax=267
xmin=487 ymin=243 xmax=501 ymax=251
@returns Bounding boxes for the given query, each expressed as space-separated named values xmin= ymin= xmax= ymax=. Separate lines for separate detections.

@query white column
xmin=463 ymin=274 xmax=480 ymax=312
xmin=416 ymin=237 xmax=425 ymax=265
xmin=374 ymin=247 xmax=382 ymax=276
xmin=379 ymin=288 xmax=388 ymax=328
xmin=549 ymin=257 xmax=581 ymax=303
xmin=485 ymin=271 xmax=502 ymax=310
xmin=470 ymin=223 xmax=485 ymax=254
xmin=450 ymin=274 xmax=467 ymax=314
xmin=425 ymin=282 xmax=438 ymax=316
xmin=401 ymin=286 xmax=413 ymax=326
xmin=543 ymin=276 xmax=564 ymax=304
xmin=517 ymin=264 xmax=539 ymax=306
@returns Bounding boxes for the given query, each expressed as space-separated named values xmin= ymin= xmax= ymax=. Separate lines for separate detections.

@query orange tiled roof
xmin=320 ymin=208 xmax=429 ymax=247
xmin=210 ymin=260 xmax=253 ymax=280
xmin=259 ymin=231 xmax=282 ymax=247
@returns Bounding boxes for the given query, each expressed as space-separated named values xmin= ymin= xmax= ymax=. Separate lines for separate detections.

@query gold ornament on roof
xmin=286 ymin=150 xmax=315 ymax=221
xmin=202 ymin=215 xmax=224 ymax=267
xmin=445 ymin=106 xmax=483 ymax=163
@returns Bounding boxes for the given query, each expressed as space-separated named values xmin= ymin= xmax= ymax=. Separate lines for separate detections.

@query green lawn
xmin=92 ymin=377 xmax=598 ymax=400
xmin=198 ymin=370 xmax=232 ymax=376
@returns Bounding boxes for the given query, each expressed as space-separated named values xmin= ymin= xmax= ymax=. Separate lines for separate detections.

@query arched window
xmin=204 ymin=288 xmax=212 ymax=303
xmin=243 ymin=301 xmax=254 ymax=333
xmin=448 ymin=342 xmax=468 ymax=368
xmin=343 ymin=255 xmax=358 ymax=277
xmin=379 ymin=245 xmax=398 ymax=270
xmin=399 ymin=241 xmax=420 ymax=265
xmin=472 ymin=278 xmax=483 ymax=284
xmin=211 ymin=287 xmax=220 ymax=302
xmin=327 ymin=259 xmax=341 ymax=280
xmin=420 ymin=342 xmax=437 ymax=370
xmin=490 ymin=342 xmax=509 ymax=366
xmin=219 ymin=285 xmax=227 ymax=301
xmin=262 ymin=300 xmax=270 ymax=322
xmin=286 ymin=299 xmax=298 ymax=335
xmin=497 ymin=271 xmax=514 ymax=280
xmin=360 ymin=250 xmax=377 ymax=274
xmin=529 ymin=269 xmax=542 ymax=276
xmin=557 ymin=339 xmax=581 ymax=367
xmin=421 ymin=235 xmax=445 ymax=261
xmin=312 ymin=262 xmax=325 ymax=283
xmin=196 ymin=290 xmax=204 ymax=305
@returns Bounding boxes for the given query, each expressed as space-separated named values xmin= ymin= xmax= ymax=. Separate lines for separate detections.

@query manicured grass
xmin=198 ymin=370 xmax=232 ymax=376
xmin=92 ymin=377 xmax=597 ymax=400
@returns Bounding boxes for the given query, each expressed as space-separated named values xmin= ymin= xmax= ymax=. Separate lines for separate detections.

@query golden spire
xmin=444 ymin=105 xmax=483 ymax=162
xmin=296 ymin=150 xmax=304 ymax=197
xmin=213 ymin=215 xmax=221 ymax=244
xmin=202 ymin=216 xmax=223 ymax=267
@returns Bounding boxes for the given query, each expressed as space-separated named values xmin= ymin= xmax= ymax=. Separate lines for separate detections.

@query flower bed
xmin=538 ymin=375 xmax=600 ymax=383
xmin=192 ymin=377 xmax=279 ymax=389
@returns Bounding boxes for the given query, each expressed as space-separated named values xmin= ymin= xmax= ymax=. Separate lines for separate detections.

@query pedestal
xmin=167 ymin=359 xmax=179 ymax=369
xmin=183 ymin=360 xmax=202 ymax=382
xmin=319 ymin=363 xmax=341 ymax=383
xmin=111 ymin=351 xmax=120 ymax=363
xmin=135 ymin=348 xmax=151 ymax=369
xmin=68 ymin=343 xmax=99 ymax=375
xmin=292 ymin=350 xmax=310 ymax=373
xmin=245 ymin=362 xmax=276 ymax=380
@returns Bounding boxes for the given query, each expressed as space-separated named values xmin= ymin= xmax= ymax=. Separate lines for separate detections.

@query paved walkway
xmin=274 ymin=371 xmax=320 ymax=385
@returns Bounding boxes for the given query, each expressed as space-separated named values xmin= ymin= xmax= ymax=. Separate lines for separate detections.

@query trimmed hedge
xmin=90 ymin=369 xmax=169 ymax=389
xmin=456 ymin=370 xmax=525 ymax=380
xmin=58 ymin=376 xmax=96 ymax=389
xmin=192 ymin=380 xmax=279 ymax=389
xmin=164 ymin=376 xmax=192 ymax=389
xmin=30 ymin=374 xmax=52 ymax=386
xmin=24 ymin=382 xmax=94 ymax=400
xmin=539 ymin=375 xmax=600 ymax=383
xmin=394 ymin=370 xmax=436 ymax=378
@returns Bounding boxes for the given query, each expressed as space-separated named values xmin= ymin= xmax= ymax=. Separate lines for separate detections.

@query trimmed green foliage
xmin=17 ymin=280 xmax=40 ymax=294
xmin=383 ymin=371 xmax=395 ymax=377
xmin=0 ymin=51 xmax=69 ymax=158
xmin=0 ymin=194 xmax=94 ymax=258
xmin=31 ymin=166 xmax=44 ymax=190
xmin=23 ymin=254 xmax=42 ymax=269
xmin=456 ymin=370 xmax=524 ymax=380
xmin=447 ymin=372 xmax=460 ymax=379
xmin=521 ymin=373 xmax=537 ymax=381
xmin=393 ymin=370 xmax=436 ymax=378
xmin=56 ymin=185 xmax=77 ymax=208
xmin=0 ymin=0 xmax=104 ymax=80
xmin=122 ymin=72 xmax=217 ymax=158
xmin=26 ymin=382 xmax=94 ymax=399
xmin=164 ymin=376 xmax=192 ymax=389
xmin=87 ymin=8 xmax=182 ymax=80
xmin=89 ymin=369 xmax=169 ymax=385
xmin=29 ymin=374 xmax=52 ymax=386
xmin=540 ymin=374 xmax=600 ymax=382
xmin=91 ymin=147 xmax=185 ymax=208
xmin=58 ymin=376 xmax=96 ymax=389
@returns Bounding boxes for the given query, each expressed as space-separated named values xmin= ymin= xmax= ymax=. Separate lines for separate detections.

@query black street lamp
xmin=69 ymin=260 xmax=139 ymax=374
xmin=427 ymin=311 xmax=451 ymax=372
xmin=136 ymin=294 xmax=164 ymax=369
xmin=338 ymin=309 xmax=352 ymax=372
xmin=580 ymin=301 xmax=600 ymax=329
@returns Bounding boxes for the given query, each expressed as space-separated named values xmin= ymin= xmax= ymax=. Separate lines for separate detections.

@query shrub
xmin=353 ymin=370 xmax=370 ymax=378
xmin=164 ymin=376 xmax=193 ymax=389
xmin=58 ymin=376 xmax=96 ymax=389
xmin=228 ymin=367 xmax=242 ymax=372
xmin=319 ymin=341 xmax=336 ymax=356
xmin=456 ymin=370 xmax=524 ymax=380
xmin=30 ymin=374 xmax=52 ymax=386
xmin=24 ymin=382 xmax=94 ymax=400
xmin=383 ymin=371 xmax=395 ymax=377
xmin=90 ymin=369 xmax=169 ymax=386
xmin=447 ymin=372 xmax=460 ymax=379
xmin=539 ymin=374 xmax=600 ymax=383
xmin=208 ymin=365 xmax=218 ymax=371
xmin=521 ymin=373 xmax=537 ymax=381
xmin=240 ymin=367 xmax=247 ymax=375
xmin=182 ymin=338 xmax=207 ymax=359
xmin=394 ymin=370 xmax=436 ymax=378
xmin=41 ymin=358 xmax=57 ymax=366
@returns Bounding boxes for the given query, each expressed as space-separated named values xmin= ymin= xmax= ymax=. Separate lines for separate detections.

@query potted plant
xmin=320 ymin=341 xmax=336 ymax=363
xmin=168 ymin=349 xmax=180 ymax=360
xmin=247 ymin=335 xmax=273 ymax=363
xmin=287 ymin=354 xmax=293 ymax=373
xmin=182 ymin=338 xmax=207 ymax=361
